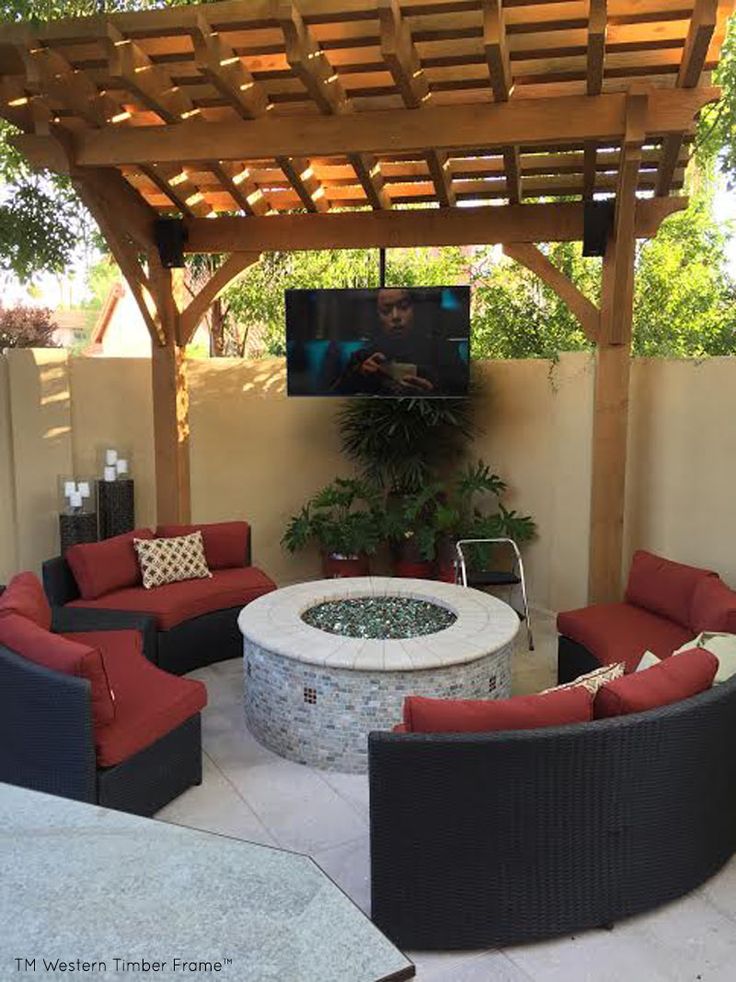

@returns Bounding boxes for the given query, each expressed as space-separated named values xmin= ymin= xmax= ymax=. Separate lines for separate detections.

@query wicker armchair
xmin=0 ymin=603 xmax=203 ymax=816
xmin=369 ymin=673 xmax=736 ymax=950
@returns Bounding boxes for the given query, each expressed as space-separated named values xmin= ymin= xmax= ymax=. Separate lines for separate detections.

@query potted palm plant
xmin=282 ymin=477 xmax=384 ymax=577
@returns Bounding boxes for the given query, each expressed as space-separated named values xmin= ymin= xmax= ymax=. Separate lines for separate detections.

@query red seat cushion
xmin=68 ymin=566 xmax=277 ymax=631
xmin=0 ymin=572 xmax=51 ymax=629
xmin=0 ymin=614 xmax=115 ymax=726
xmin=65 ymin=629 xmax=207 ymax=768
xmin=690 ymin=576 xmax=736 ymax=635
xmin=557 ymin=602 xmax=692 ymax=673
xmin=594 ymin=648 xmax=718 ymax=719
xmin=156 ymin=522 xmax=250 ymax=570
xmin=625 ymin=550 xmax=715 ymax=629
xmin=66 ymin=528 xmax=154 ymax=600
xmin=402 ymin=687 xmax=593 ymax=734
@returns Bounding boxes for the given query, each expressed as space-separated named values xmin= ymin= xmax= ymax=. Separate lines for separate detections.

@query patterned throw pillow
xmin=134 ymin=532 xmax=212 ymax=590
xmin=542 ymin=661 xmax=625 ymax=696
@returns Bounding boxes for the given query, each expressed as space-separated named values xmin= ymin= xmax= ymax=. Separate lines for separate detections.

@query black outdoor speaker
xmin=154 ymin=218 xmax=188 ymax=268
xmin=582 ymin=200 xmax=615 ymax=257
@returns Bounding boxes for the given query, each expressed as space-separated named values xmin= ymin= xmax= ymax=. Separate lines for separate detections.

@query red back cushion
xmin=0 ymin=613 xmax=115 ymax=726
xmin=402 ymin=687 xmax=593 ymax=734
xmin=66 ymin=528 xmax=154 ymax=600
xmin=0 ymin=572 xmax=51 ymax=629
xmin=594 ymin=647 xmax=717 ymax=719
xmin=156 ymin=522 xmax=250 ymax=570
xmin=689 ymin=576 xmax=736 ymax=634
xmin=625 ymin=550 xmax=715 ymax=628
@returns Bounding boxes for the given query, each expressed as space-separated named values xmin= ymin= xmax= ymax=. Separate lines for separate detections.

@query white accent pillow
xmin=635 ymin=651 xmax=661 ymax=672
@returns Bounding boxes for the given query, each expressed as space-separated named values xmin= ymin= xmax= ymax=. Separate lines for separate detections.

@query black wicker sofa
xmin=368 ymin=672 xmax=736 ymax=950
xmin=0 ymin=590 xmax=206 ymax=816
xmin=43 ymin=521 xmax=277 ymax=675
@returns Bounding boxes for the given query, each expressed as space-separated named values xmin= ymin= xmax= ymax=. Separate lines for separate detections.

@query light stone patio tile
xmin=312 ymin=834 xmax=371 ymax=914
xmin=220 ymin=757 xmax=368 ymax=854
xmin=411 ymin=949 xmax=533 ymax=982
xmin=155 ymin=753 xmax=277 ymax=847
xmin=319 ymin=772 xmax=370 ymax=817
xmin=701 ymin=856 xmax=736 ymax=921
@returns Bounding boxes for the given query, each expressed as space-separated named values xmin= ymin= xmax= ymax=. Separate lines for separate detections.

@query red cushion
xmin=156 ymin=522 xmax=250 ymax=570
xmin=392 ymin=723 xmax=409 ymax=733
xmin=66 ymin=528 xmax=154 ymax=601
xmin=0 ymin=614 xmax=115 ymax=726
xmin=557 ymin=602 xmax=692 ymax=672
xmin=690 ymin=576 xmax=736 ymax=635
xmin=68 ymin=566 xmax=277 ymax=631
xmin=402 ymin=687 xmax=593 ymax=734
xmin=0 ymin=572 xmax=51 ymax=629
xmin=625 ymin=550 xmax=715 ymax=629
xmin=594 ymin=647 xmax=718 ymax=719
xmin=69 ymin=628 xmax=207 ymax=767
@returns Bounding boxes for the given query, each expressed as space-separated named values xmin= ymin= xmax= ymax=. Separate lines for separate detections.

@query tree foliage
xmin=0 ymin=304 xmax=58 ymax=347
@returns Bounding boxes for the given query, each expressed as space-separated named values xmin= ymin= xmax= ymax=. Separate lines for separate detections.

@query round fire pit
xmin=238 ymin=577 xmax=519 ymax=773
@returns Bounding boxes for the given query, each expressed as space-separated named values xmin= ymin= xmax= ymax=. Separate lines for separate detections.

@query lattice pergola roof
xmin=0 ymin=0 xmax=732 ymax=220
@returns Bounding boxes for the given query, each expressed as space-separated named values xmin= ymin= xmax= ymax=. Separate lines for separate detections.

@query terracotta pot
xmin=392 ymin=559 xmax=434 ymax=579
xmin=321 ymin=553 xmax=370 ymax=578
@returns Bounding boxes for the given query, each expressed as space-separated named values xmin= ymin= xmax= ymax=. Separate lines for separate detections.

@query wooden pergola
xmin=0 ymin=0 xmax=732 ymax=602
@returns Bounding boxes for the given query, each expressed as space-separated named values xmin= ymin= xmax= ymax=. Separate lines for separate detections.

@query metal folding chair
xmin=455 ymin=538 xmax=534 ymax=650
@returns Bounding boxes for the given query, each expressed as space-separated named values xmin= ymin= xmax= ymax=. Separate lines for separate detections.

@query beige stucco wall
xmin=626 ymin=356 xmax=736 ymax=589
xmin=1 ymin=348 xmax=734 ymax=610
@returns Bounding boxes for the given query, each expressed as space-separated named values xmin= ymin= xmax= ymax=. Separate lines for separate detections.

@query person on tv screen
xmin=329 ymin=287 xmax=467 ymax=396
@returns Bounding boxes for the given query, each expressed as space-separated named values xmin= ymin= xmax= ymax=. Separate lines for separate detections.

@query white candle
xmin=116 ymin=458 xmax=128 ymax=475
xmin=70 ymin=491 xmax=83 ymax=508
xmin=78 ymin=482 xmax=91 ymax=498
xmin=104 ymin=466 xmax=117 ymax=482
xmin=105 ymin=449 xmax=118 ymax=466
xmin=64 ymin=480 xmax=76 ymax=498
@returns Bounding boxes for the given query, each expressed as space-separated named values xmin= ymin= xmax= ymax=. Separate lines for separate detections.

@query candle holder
xmin=58 ymin=476 xmax=97 ymax=554
xmin=96 ymin=448 xmax=136 ymax=539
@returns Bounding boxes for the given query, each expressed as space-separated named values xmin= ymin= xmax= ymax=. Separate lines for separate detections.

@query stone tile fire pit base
xmin=239 ymin=577 xmax=519 ymax=773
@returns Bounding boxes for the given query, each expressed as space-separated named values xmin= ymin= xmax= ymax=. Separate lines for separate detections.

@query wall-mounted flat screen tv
xmin=285 ymin=286 xmax=470 ymax=397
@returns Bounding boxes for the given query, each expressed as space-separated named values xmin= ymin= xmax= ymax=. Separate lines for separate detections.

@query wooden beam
xmin=151 ymin=338 xmax=191 ymax=524
xmin=183 ymin=197 xmax=686 ymax=254
xmin=179 ymin=252 xmax=260 ymax=345
xmin=278 ymin=2 xmax=387 ymax=210
xmin=278 ymin=156 xmax=329 ymax=213
xmin=588 ymin=343 xmax=631 ymax=604
xmin=191 ymin=13 xmax=270 ymax=119
xmin=503 ymin=243 xmax=600 ymax=342
xmin=147 ymin=255 xmax=190 ymax=523
xmin=587 ymin=0 xmax=607 ymax=97
xmin=603 ymin=86 xmax=647 ymax=346
xmin=503 ymin=146 xmax=522 ymax=204
xmin=378 ymin=0 xmax=453 ymax=206
xmin=63 ymin=88 xmax=720 ymax=168
xmin=73 ymin=176 xmax=164 ymax=345
xmin=482 ymin=0 xmax=512 ymax=102
xmin=141 ymin=163 xmax=215 ymax=218
xmin=209 ymin=161 xmax=269 ymax=216
xmin=105 ymin=23 xmax=194 ymax=124
xmin=656 ymin=0 xmax=717 ymax=196
xmin=678 ymin=0 xmax=719 ymax=88
xmin=278 ymin=1 xmax=348 ymax=115
xmin=583 ymin=142 xmax=598 ymax=199
xmin=588 ymin=87 xmax=647 ymax=605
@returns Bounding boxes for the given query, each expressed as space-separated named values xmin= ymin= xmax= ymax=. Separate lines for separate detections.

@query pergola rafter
xmin=0 ymin=0 xmax=732 ymax=602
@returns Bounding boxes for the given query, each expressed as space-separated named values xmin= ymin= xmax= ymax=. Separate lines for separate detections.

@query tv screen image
xmin=285 ymin=286 xmax=470 ymax=398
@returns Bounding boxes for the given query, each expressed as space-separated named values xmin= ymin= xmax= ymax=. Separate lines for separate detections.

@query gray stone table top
xmin=0 ymin=783 xmax=414 ymax=982
xmin=238 ymin=576 xmax=519 ymax=671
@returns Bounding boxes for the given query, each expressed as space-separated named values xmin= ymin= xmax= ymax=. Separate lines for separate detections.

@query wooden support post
xmin=587 ymin=88 xmax=646 ymax=603
xmin=148 ymin=257 xmax=191 ymax=524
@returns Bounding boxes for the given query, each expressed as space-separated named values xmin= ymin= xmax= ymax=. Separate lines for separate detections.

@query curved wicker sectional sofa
xmin=368 ymin=672 xmax=736 ymax=950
